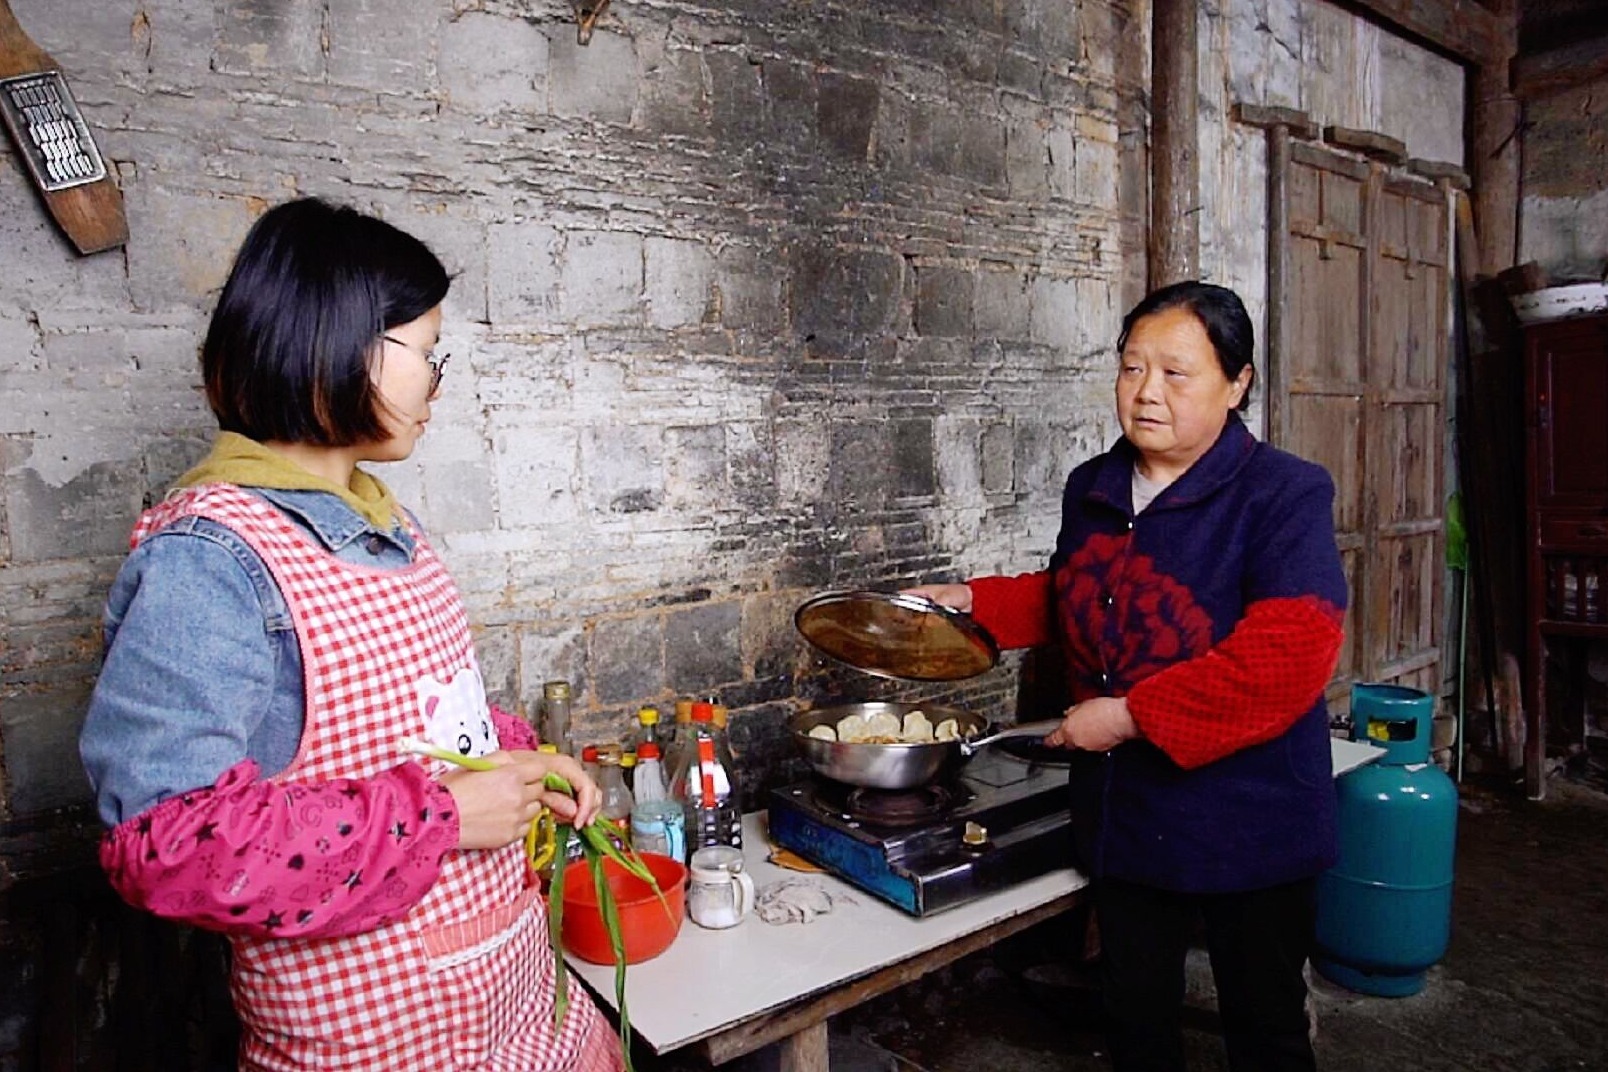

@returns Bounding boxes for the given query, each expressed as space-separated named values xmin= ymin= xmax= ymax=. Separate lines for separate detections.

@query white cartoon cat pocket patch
xmin=417 ymin=665 xmax=498 ymax=759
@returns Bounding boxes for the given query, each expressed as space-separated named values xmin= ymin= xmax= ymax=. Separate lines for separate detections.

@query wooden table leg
xmin=779 ymin=1021 xmax=830 ymax=1072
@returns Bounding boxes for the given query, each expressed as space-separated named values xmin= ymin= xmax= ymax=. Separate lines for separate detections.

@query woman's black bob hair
xmin=202 ymin=197 xmax=450 ymax=445
xmin=1116 ymin=280 xmax=1255 ymax=412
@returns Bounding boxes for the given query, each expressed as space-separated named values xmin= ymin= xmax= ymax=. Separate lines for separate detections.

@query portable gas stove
xmin=768 ymin=744 xmax=1072 ymax=917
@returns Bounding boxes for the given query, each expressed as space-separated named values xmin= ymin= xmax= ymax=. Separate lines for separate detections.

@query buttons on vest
xmin=364 ymin=535 xmax=385 ymax=555
xmin=1102 ymin=594 xmax=1115 ymax=608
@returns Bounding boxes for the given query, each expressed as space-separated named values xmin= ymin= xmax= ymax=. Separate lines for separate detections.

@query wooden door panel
xmin=1263 ymin=137 xmax=1451 ymax=699
xmin=1377 ymin=531 xmax=1441 ymax=670
xmin=1378 ymin=403 xmax=1440 ymax=524
xmin=1290 ymin=244 xmax=1364 ymax=386
xmin=1287 ymin=394 xmax=1364 ymax=533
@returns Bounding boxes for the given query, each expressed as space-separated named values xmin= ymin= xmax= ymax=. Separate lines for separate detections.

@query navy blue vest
xmin=1051 ymin=416 xmax=1346 ymax=892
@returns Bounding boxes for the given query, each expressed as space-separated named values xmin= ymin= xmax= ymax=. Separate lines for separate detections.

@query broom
xmin=0 ymin=0 xmax=127 ymax=254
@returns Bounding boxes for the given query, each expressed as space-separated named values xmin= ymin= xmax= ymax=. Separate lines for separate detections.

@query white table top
xmin=568 ymin=736 xmax=1385 ymax=1054
xmin=567 ymin=811 xmax=1087 ymax=1054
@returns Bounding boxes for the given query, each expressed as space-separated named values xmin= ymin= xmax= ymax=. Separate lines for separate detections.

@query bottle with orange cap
xmin=668 ymin=701 xmax=742 ymax=857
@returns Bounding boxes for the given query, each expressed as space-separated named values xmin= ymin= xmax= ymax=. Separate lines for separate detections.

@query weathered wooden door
xmin=1266 ymin=139 xmax=1452 ymax=721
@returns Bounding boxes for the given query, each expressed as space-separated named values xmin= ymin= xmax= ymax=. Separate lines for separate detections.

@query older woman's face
xmin=1115 ymin=306 xmax=1250 ymax=477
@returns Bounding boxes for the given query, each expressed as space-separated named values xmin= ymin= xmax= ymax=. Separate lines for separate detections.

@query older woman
xmin=913 ymin=281 xmax=1346 ymax=1072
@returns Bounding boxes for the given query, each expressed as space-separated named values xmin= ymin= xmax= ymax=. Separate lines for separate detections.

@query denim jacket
xmin=80 ymin=487 xmax=417 ymax=826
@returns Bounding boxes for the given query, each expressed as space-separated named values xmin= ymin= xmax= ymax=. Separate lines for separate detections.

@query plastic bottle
xmin=710 ymin=704 xmax=739 ymax=805
xmin=633 ymin=742 xmax=685 ymax=861
xmin=633 ymin=741 xmax=669 ymax=803
xmin=538 ymin=743 xmax=584 ymax=867
xmin=662 ymin=699 xmax=694 ymax=782
xmin=625 ymin=706 xmax=661 ymax=786
xmin=580 ymin=743 xmax=600 ymax=785
xmin=540 ymin=680 xmax=575 ymax=756
xmin=597 ymin=751 xmax=635 ymax=847
xmin=669 ymin=701 xmax=741 ymax=857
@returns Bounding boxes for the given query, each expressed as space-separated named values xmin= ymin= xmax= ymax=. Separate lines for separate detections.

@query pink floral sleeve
xmin=99 ymin=759 xmax=460 ymax=939
xmin=489 ymin=704 xmax=537 ymax=751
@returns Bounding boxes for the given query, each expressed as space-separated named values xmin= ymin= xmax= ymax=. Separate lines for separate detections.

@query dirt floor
xmin=642 ymin=771 xmax=1608 ymax=1072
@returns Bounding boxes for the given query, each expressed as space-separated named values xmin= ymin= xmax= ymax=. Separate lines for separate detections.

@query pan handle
xmin=958 ymin=718 xmax=1065 ymax=757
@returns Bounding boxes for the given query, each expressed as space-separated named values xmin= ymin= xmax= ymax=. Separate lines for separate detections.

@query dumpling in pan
xmin=836 ymin=710 xmax=903 ymax=743
xmin=934 ymin=717 xmax=962 ymax=742
xmin=900 ymin=711 xmax=935 ymax=743
xmin=808 ymin=724 xmax=838 ymax=741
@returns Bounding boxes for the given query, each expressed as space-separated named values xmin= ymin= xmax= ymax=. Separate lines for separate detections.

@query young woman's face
xmin=1115 ymin=305 xmax=1250 ymax=478
xmin=366 ymin=304 xmax=444 ymax=462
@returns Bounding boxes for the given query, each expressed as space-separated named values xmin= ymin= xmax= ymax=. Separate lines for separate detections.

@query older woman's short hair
xmin=1117 ymin=281 xmax=1256 ymax=412
xmin=201 ymin=198 xmax=450 ymax=445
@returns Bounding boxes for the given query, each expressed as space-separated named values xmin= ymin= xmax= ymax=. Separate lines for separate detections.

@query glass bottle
xmin=540 ymin=680 xmax=575 ymax=756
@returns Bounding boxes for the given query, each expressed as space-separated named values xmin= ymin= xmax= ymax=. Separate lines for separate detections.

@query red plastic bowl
xmin=560 ymin=852 xmax=687 ymax=965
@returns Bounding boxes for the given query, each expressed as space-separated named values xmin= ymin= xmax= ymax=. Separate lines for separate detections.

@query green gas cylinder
xmin=1314 ymin=683 xmax=1458 ymax=997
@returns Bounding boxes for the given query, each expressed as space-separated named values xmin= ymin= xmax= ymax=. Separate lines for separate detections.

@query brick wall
xmin=0 ymin=0 xmax=1142 ymax=858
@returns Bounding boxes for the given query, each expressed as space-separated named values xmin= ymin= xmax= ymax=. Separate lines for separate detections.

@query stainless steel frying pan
xmin=788 ymin=701 xmax=1063 ymax=790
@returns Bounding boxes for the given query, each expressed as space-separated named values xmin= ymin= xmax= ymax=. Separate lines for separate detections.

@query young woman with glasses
xmin=80 ymin=198 xmax=619 ymax=1072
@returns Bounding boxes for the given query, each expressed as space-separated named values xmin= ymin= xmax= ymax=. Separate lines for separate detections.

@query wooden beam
xmin=1336 ymin=0 xmax=1504 ymax=65
xmin=1513 ymin=37 xmax=1608 ymax=101
xmin=1324 ymin=125 xmax=1408 ymax=164
xmin=1150 ymin=0 xmax=1199 ymax=289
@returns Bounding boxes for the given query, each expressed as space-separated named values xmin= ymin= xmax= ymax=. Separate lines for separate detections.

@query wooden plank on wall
xmin=1337 ymin=0 xmax=1504 ymax=64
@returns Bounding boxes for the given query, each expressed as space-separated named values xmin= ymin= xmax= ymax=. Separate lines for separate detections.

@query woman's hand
xmin=442 ymin=750 xmax=603 ymax=851
xmin=902 ymin=583 xmax=974 ymax=614
xmin=1044 ymin=697 xmax=1140 ymax=753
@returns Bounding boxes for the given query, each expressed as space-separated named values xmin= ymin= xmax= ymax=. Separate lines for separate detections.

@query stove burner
xmin=844 ymin=783 xmax=954 ymax=827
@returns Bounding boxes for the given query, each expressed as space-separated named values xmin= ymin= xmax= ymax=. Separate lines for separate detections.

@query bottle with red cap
xmin=668 ymin=701 xmax=741 ymax=857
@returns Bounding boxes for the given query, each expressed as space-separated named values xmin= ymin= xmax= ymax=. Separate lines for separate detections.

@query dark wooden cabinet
xmin=1524 ymin=311 xmax=1608 ymax=797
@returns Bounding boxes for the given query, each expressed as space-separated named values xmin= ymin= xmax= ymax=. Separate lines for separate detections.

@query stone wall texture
xmin=1519 ymin=74 xmax=1608 ymax=280
xmin=1196 ymin=0 xmax=1465 ymax=370
xmin=0 ymin=0 xmax=1145 ymax=843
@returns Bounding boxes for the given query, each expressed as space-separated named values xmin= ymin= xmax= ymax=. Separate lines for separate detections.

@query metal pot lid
xmin=794 ymin=590 xmax=1000 ymax=682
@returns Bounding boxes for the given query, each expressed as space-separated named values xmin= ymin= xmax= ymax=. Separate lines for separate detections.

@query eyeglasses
xmin=382 ymin=334 xmax=451 ymax=397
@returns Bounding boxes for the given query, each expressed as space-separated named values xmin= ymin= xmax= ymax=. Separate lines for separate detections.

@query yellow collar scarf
xmin=177 ymin=432 xmax=399 ymax=531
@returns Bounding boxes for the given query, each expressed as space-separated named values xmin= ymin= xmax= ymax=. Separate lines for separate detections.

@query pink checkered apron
xmin=134 ymin=485 xmax=620 ymax=1072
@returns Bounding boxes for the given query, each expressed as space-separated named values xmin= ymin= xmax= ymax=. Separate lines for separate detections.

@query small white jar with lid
xmin=687 ymin=845 xmax=755 ymax=929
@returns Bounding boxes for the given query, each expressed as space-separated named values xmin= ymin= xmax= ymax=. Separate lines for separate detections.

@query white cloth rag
xmin=754 ymin=877 xmax=856 ymax=925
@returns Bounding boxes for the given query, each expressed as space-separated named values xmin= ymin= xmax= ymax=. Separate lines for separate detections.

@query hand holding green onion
xmin=403 ymin=735 xmax=668 ymax=1072
xmin=401 ymin=738 xmax=603 ymax=849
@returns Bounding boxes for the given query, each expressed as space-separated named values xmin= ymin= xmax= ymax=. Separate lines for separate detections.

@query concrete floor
xmin=640 ymin=772 xmax=1608 ymax=1072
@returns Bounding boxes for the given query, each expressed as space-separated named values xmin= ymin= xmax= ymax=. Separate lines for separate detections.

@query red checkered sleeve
xmin=99 ymin=758 xmax=460 ymax=939
xmin=1126 ymin=596 xmax=1343 ymax=769
xmin=490 ymin=704 xmax=537 ymax=751
xmin=969 ymin=570 xmax=1056 ymax=651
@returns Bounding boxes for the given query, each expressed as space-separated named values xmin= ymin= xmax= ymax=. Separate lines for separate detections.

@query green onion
xmin=399 ymin=736 xmax=498 ymax=770
xmin=548 ymin=824 xmax=573 ymax=1031
xmin=402 ymin=736 xmax=668 ymax=1071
